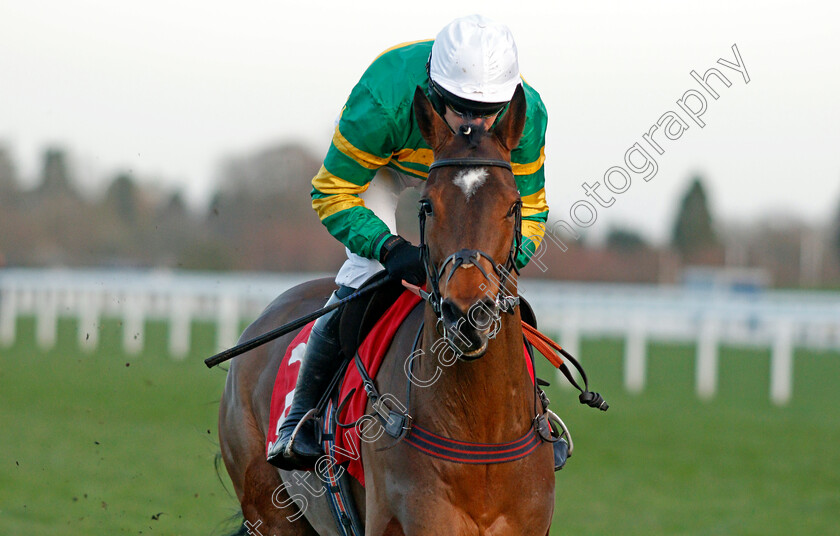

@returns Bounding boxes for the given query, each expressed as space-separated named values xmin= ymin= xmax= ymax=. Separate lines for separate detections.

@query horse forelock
xmin=457 ymin=123 xmax=487 ymax=148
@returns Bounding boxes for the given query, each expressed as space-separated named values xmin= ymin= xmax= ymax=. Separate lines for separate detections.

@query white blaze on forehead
xmin=453 ymin=168 xmax=488 ymax=199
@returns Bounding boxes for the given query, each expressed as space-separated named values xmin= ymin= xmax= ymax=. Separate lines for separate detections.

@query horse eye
xmin=419 ymin=199 xmax=434 ymax=215
xmin=506 ymin=202 xmax=520 ymax=218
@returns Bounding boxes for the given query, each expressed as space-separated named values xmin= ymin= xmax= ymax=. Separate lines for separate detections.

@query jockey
xmin=268 ymin=14 xmax=550 ymax=470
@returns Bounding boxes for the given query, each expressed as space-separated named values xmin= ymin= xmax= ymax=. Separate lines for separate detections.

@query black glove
xmin=380 ymin=235 xmax=425 ymax=286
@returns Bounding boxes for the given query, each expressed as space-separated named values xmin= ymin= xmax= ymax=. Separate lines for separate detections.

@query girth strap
xmin=320 ymin=398 xmax=365 ymax=536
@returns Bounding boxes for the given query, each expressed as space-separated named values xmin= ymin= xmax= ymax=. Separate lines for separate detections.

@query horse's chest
xmin=383 ymin=453 xmax=555 ymax=535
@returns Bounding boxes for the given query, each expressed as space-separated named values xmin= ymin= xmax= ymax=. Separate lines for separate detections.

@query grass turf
xmin=0 ymin=317 xmax=236 ymax=535
xmin=543 ymin=339 xmax=840 ymax=535
xmin=1 ymin=318 xmax=838 ymax=535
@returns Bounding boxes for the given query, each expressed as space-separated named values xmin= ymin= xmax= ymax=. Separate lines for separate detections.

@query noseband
xmin=419 ymin=158 xmax=522 ymax=322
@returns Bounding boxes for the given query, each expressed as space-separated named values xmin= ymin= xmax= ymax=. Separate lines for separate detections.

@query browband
xmin=429 ymin=158 xmax=512 ymax=171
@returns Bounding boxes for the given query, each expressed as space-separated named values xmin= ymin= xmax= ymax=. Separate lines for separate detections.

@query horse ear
xmin=494 ymin=84 xmax=527 ymax=151
xmin=413 ymin=86 xmax=451 ymax=151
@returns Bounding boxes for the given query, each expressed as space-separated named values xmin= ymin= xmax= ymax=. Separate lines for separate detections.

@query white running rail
xmin=1 ymin=269 xmax=838 ymax=405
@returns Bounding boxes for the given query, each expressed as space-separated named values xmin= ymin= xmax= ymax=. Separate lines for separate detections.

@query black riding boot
xmin=266 ymin=289 xmax=348 ymax=470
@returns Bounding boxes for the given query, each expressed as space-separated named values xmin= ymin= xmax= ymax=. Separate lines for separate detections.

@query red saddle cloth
xmin=267 ymin=290 xmax=422 ymax=485
xmin=266 ymin=321 xmax=316 ymax=456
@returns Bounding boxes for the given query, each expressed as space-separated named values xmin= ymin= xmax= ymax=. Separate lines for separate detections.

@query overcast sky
xmin=2 ymin=0 xmax=838 ymax=243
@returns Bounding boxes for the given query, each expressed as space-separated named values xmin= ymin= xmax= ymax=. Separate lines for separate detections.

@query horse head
xmin=413 ymin=84 xmax=527 ymax=360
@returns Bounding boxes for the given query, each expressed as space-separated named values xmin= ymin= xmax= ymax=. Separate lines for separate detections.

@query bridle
xmin=418 ymin=157 xmax=523 ymax=323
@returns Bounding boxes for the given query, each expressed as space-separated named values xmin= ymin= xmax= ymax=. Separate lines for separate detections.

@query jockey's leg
xmin=268 ymin=170 xmax=409 ymax=470
xmin=267 ymin=285 xmax=355 ymax=470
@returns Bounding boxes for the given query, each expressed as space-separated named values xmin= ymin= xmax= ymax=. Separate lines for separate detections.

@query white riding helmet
xmin=429 ymin=14 xmax=521 ymax=111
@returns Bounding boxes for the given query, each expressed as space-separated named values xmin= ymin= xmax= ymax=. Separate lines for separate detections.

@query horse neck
xmin=413 ymin=306 xmax=536 ymax=442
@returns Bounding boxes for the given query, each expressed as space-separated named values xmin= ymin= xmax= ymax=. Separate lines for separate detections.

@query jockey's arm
xmin=310 ymin=82 xmax=399 ymax=263
xmin=511 ymin=86 xmax=550 ymax=270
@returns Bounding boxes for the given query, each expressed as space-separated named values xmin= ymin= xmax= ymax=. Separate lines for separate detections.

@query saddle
xmin=338 ymin=271 xmax=406 ymax=361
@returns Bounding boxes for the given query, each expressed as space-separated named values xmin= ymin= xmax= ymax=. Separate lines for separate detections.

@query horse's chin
xmin=452 ymin=337 xmax=488 ymax=361
xmin=439 ymin=300 xmax=496 ymax=361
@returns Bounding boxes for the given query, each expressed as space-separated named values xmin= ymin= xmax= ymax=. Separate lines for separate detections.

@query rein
xmin=522 ymin=322 xmax=609 ymax=411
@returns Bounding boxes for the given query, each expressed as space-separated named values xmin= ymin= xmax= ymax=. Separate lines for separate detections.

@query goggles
xmin=429 ymin=79 xmax=508 ymax=119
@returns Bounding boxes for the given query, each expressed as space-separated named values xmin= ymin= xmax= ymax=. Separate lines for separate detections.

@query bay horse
xmin=218 ymin=84 xmax=555 ymax=535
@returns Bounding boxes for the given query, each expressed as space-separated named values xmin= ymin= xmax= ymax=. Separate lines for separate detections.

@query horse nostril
xmin=441 ymin=299 xmax=465 ymax=325
xmin=442 ymin=298 xmax=497 ymax=331
xmin=468 ymin=299 xmax=497 ymax=330
xmin=440 ymin=298 xmax=493 ymax=359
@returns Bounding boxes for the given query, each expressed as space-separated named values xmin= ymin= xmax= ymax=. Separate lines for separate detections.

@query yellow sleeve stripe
xmin=312 ymin=195 xmax=366 ymax=221
xmin=521 ymin=220 xmax=545 ymax=250
xmin=390 ymin=160 xmax=429 ymax=179
xmin=392 ymin=147 xmax=434 ymax=167
xmin=512 ymin=146 xmax=545 ymax=176
xmin=311 ymin=166 xmax=371 ymax=195
xmin=521 ymin=188 xmax=548 ymax=218
xmin=332 ymin=127 xmax=391 ymax=170
xmin=311 ymin=166 xmax=371 ymax=220
xmin=374 ymin=39 xmax=434 ymax=62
